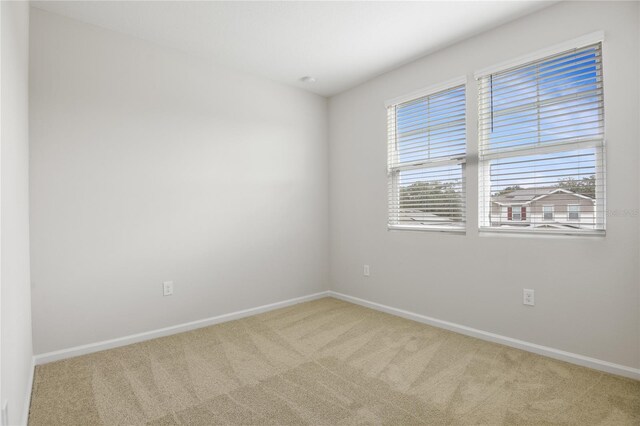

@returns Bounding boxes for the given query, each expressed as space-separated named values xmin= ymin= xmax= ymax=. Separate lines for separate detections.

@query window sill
xmin=478 ymin=227 xmax=605 ymax=238
xmin=388 ymin=225 xmax=466 ymax=234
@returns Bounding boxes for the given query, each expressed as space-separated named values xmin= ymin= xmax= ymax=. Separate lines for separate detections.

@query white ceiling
xmin=32 ymin=1 xmax=554 ymax=97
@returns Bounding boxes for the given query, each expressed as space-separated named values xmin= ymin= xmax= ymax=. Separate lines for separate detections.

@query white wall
xmin=637 ymin=0 xmax=640 ymax=370
xmin=1 ymin=1 xmax=33 ymax=425
xmin=29 ymin=8 xmax=328 ymax=355
xmin=637 ymin=1 xmax=640 ymax=367
xmin=329 ymin=1 xmax=640 ymax=369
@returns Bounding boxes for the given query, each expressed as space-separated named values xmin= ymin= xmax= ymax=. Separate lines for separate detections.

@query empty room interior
xmin=2 ymin=0 xmax=640 ymax=424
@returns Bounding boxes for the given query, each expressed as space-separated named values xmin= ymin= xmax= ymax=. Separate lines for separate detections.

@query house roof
xmin=401 ymin=210 xmax=454 ymax=224
xmin=492 ymin=187 xmax=595 ymax=206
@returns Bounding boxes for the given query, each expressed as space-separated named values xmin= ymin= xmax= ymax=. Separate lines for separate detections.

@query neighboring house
xmin=490 ymin=188 xmax=596 ymax=230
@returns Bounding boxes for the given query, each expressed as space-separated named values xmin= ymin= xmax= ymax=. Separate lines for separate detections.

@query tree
xmin=494 ymin=185 xmax=522 ymax=196
xmin=399 ymin=180 xmax=463 ymax=219
xmin=555 ymin=175 xmax=595 ymax=198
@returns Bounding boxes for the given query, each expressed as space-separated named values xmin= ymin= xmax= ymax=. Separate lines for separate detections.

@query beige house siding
xmin=490 ymin=192 xmax=596 ymax=228
xmin=529 ymin=194 xmax=594 ymax=215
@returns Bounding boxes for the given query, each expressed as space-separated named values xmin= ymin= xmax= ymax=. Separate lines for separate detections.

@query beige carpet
xmin=29 ymin=297 xmax=640 ymax=425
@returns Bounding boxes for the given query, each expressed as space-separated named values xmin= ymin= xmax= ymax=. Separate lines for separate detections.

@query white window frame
xmin=543 ymin=205 xmax=554 ymax=221
xmin=476 ymin=32 xmax=606 ymax=236
xmin=568 ymin=204 xmax=580 ymax=221
xmin=512 ymin=206 xmax=522 ymax=221
xmin=386 ymin=77 xmax=467 ymax=233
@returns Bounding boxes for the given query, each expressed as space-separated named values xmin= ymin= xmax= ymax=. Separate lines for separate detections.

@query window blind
xmin=387 ymin=83 xmax=466 ymax=231
xmin=478 ymin=42 xmax=605 ymax=234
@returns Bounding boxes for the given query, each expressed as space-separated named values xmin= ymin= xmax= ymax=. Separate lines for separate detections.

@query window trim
xmin=512 ymin=206 xmax=522 ymax=221
xmin=476 ymin=35 xmax=606 ymax=237
xmin=543 ymin=205 xmax=554 ymax=221
xmin=386 ymin=78 xmax=468 ymax=233
xmin=567 ymin=204 xmax=581 ymax=221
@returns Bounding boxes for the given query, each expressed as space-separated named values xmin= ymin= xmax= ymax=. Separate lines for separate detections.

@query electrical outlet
xmin=163 ymin=281 xmax=174 ymax=296
xmin=363 ymin=265 xmax=370 ymax=277
xmin=523 ymin=289 xmax=535 ymax=306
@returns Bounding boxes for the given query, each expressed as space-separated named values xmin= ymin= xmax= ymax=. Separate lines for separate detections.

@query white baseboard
xmin=32 ymin=289 xmax=640 ymax=381
xmin=328 ymin=291 xmax=640 ymax=381
xmin=34 ymin=291 xmax=330 ymax=365
xmin=21 ymin=357 xmax=35 ymax=426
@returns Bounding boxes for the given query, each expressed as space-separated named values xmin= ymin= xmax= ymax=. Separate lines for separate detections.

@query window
xmin=387 ymin=79 xmax=466 ymax=231
xmin=568 ymin=204 xmax=580 ymax=221
xmin=477 ymin=38 xmax=605 ymax=234
xmin=507 ymin=206 xmax=527 ymax=221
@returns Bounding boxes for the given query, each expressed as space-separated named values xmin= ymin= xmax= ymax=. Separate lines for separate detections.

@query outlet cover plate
xmin=523 ymin=288 xmax=535 ymax=306
xmin=163 ymin=281 xmax=174 ymax=296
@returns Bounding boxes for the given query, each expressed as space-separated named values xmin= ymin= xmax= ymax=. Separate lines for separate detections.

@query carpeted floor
xmin=29 ymin=297 xmax=640 ymax=425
